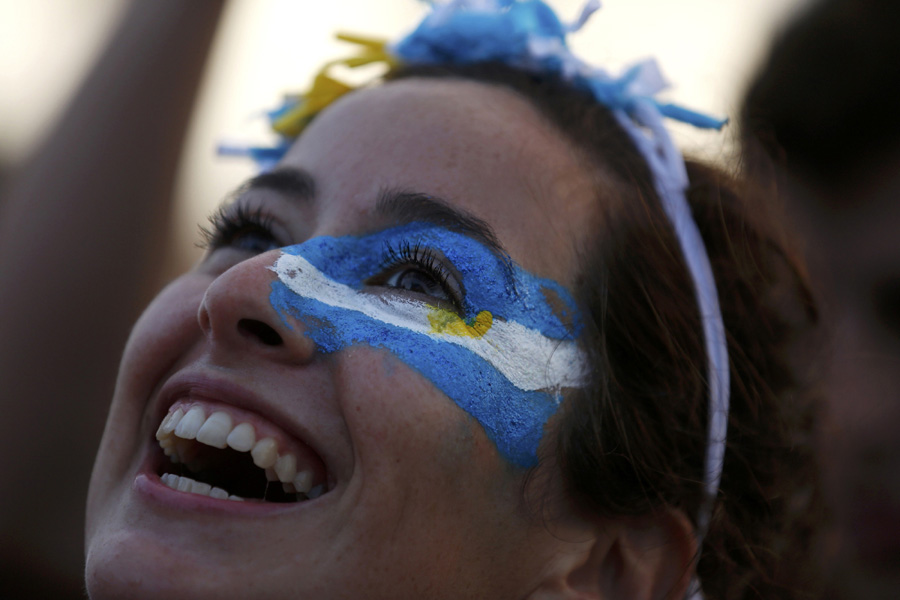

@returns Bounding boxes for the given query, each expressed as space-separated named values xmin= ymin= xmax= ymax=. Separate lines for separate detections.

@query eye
xmin=372 ymin=242 xmax=464 ymax=312
xmin=198 ymin=204 xmax=282 ymax=255
xmin=385 ymin=267 xmax=451 ymax=299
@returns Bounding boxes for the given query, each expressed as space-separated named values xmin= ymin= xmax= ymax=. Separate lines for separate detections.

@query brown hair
xmin=389 ymin=63 xmax=826 ymax=599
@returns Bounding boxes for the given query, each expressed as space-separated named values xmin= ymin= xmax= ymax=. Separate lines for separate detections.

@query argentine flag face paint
xmin=268 ymin=223 xmax=587 ymax=467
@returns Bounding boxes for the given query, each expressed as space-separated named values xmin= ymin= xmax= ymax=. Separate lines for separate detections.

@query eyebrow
xmin=235 ymin=171 xmax=515 ymax=281
xmin=243 ymin=167 xmax=317 ymax=203
xmin=376 ymin=189 xmax=515 ymax=280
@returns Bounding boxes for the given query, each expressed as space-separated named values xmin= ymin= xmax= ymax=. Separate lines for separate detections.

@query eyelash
xmin=198 ymin=204 xmax=280 ymax=254
xmin=379 ymin=241 xmax=464 ymax=312
xmin=198 ymin=207 xmax=464 ymax=312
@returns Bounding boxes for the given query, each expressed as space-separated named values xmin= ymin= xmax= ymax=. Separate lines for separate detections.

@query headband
xmin=220 ymin=1 xmax=729 ymax=594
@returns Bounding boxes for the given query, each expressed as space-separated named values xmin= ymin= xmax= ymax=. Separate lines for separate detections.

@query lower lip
xmin=133 ymin=448 xmax=318 ymax=516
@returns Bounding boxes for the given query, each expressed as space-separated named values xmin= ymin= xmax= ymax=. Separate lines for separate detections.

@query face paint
xmin=268 ymin=223 xmax=587 ymax=467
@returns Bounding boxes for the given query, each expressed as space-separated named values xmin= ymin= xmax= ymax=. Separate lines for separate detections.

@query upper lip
xmin=151 ymin=369 xmax=330 ymax=479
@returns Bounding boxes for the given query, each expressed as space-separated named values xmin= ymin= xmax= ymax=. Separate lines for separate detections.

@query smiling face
xmin=85 ymin=78 xmax=601 ymax=599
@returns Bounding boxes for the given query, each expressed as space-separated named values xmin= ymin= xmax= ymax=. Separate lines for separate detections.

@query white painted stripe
xmin=271 ymin=253 xmax=588 ymax=391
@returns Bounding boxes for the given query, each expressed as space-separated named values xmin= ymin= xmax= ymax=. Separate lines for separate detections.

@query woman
xmin=84 ymin=2 xmax=823 ymax=598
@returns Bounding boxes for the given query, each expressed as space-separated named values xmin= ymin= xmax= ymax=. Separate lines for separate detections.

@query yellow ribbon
xmin=272 ymin=33 xmax=398 ymax=138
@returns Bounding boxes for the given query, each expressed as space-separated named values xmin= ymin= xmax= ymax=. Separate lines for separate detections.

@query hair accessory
xmin=221 ymin=2 xmax=729 ymax=594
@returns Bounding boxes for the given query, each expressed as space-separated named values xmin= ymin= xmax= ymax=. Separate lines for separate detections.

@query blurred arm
xmin=0 ymin=0 xmax=225 ymax=593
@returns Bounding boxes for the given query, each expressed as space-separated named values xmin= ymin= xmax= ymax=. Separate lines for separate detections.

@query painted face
xmin=85 ymin=78 xmax=600 ymax=599
xmin=269 ymin=224 xmax=586 ymax=467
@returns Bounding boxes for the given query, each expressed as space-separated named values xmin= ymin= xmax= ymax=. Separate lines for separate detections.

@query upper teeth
xmin=156 ymin=405 xmax=322 ymax=497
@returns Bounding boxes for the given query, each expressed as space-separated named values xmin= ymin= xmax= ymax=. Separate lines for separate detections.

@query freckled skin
xmin=85 ymin=79 xmax=599 ymax=599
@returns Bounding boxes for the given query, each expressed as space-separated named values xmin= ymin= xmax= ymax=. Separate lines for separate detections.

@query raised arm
xmin=0 ymin=1 xmax=225 ymax=595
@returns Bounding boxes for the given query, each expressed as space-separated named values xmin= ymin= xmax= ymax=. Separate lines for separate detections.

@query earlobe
xmin=530 ymin=509 xmax=698 ymax=600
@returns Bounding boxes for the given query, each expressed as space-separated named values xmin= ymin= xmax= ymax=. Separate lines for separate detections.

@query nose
xmin=197 ymin=251 xmax=316 ymax=365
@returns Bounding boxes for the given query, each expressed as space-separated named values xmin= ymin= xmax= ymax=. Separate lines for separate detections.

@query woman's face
xmin=85 ymin=78 xmax=599 ymax=599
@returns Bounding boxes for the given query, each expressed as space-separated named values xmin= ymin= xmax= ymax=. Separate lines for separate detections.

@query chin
xmin=86 ymin=530 xmax=205 ymax=599
xmin=86 ymin=527 xmax=281 ymax=599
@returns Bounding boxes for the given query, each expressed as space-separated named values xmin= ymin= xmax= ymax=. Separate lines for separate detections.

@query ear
xmin=528 ymin=509 xmax=698 ymax=600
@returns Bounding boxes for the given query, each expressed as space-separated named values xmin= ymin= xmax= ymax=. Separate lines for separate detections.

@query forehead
xmin=280 ymin=77 xmax=599 ymax=284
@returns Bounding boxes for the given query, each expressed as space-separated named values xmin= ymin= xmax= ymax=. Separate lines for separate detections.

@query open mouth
xmin=154 ymin=403 xmax=327 ymax=503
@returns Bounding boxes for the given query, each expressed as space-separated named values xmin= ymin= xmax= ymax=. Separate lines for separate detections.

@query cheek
xmin=270 ymin=277 xmax=559 ymax=468
xmin=117 ymin=274 xmax=209 ymax=408
xmin=333 ymin=349 xmax=530 ymax=564
xmin=88 ymin=276 xmax=208 ymax=509
xmin=341 ymin=349 xmax=483 ymax=467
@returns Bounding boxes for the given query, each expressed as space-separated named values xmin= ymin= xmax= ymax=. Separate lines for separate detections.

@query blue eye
xmin=199 ymin=204 xmax=281 ymax=254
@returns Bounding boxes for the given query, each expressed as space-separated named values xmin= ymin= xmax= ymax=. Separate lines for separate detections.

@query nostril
xmin=237 ymin=318 xmax=283 ymax=346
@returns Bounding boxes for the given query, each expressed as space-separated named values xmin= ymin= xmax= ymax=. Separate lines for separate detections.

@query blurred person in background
xmin=742 ymin=0 xmax=900 ymax=597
